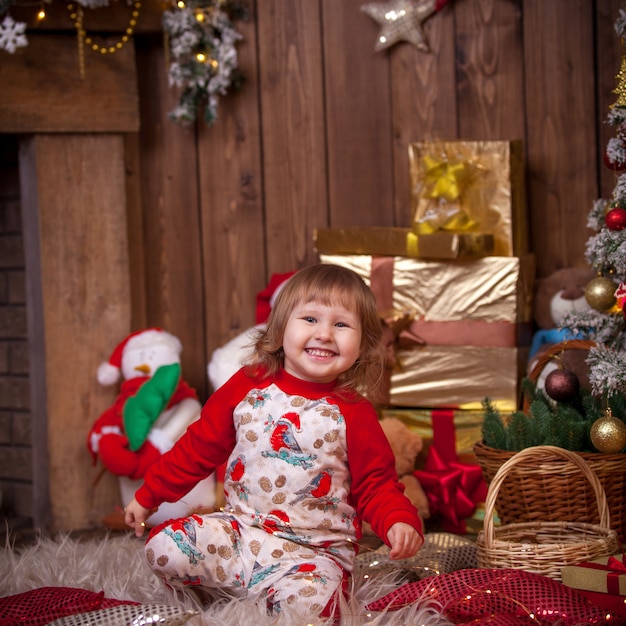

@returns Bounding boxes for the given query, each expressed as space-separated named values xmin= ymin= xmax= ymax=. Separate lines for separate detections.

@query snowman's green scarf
xmin=123 ymin=363 xmax=181 ymax=451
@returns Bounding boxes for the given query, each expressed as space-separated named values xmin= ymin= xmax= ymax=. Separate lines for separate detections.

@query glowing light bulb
xmin=196 ymin=52 xmax=207 ymax=62
xmin=177 ymin=0 xmax=185 ymax=7
xmin=36 ymin=8 xmax=46 ymax=21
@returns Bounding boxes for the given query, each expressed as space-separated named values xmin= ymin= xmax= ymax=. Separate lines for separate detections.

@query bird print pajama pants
xmin=145 ymin=510 xmax=348 ymax=617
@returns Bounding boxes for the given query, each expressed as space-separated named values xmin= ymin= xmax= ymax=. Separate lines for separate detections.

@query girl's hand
xmin=387 ymin=522 xmax=424 ymax=560
xmin=124 ymin=497 xmax=152 ymax=538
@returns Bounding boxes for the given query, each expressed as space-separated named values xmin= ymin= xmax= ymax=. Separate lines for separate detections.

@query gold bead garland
xmin=67 ymin=0 xmax=142 ymax=78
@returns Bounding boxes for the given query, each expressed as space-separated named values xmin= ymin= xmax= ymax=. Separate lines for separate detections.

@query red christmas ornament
xmin=603 ymin=149 xmax=626 ymax=171
xmin=606 ymin=206 xmax=626 ymax=230
xmin=545 ymin=368 xmax=580 ymax=402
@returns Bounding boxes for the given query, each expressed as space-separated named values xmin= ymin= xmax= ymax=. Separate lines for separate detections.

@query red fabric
xmin=365 ymin=568 xmax=616 ymax=624
xmin=571 ymin=589 xmax=626 ymax=619
xmin=0 ymin=587 xmax=137 ymax=626
xmin=135 ymin=366 xmax=423 ymax=546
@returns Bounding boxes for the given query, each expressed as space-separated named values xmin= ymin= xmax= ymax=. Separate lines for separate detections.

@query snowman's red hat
xmin=97 ymin=328 xmax=182 ymax=386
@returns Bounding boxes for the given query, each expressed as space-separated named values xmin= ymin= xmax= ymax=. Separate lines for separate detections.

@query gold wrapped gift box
xmin=320 ymin=254 xmax=534 ymax=325
xmin=314 ymin=227 xmax=495 ymax=260
xmin=561 ymin=554 xmax=626 ymax=596
xmin=388 ymin=345 xmax=528 ymax=411
xmin=320 ymin=253 xmax=535 ymax=410
xmin=409 ymin=140 xmax=527 ymax=257
xmin=380 ymin=407 xmax=485 ymax=464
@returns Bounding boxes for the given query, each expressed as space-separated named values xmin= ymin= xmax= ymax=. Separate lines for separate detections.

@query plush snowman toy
xmin=88 ymin=328 xmax=215 ymax=526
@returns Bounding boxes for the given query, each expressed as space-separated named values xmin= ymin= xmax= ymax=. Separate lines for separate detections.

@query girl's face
xmin=282 ymin=299 xmax=362 ymax=383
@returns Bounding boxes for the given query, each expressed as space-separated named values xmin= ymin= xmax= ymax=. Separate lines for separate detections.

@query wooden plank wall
xmin=130 ymin=0 xmax=624 ymax=402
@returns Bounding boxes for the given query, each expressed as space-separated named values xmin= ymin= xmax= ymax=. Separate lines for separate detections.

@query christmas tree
xmin=564 ymin=9 xmax=626 ymax=402
xmin=482 ymin=9 xmax=626 ymax=455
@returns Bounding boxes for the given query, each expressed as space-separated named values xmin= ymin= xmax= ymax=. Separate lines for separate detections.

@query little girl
xmin=125 ymin=263 xmax=424 ymax=619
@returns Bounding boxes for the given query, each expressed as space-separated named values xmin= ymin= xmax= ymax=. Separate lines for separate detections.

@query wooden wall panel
xmin=596 ymin=0 xmax=626 ymax=199
xmin=456 ymin=0 xmax=525 ymax=141
xmin=123 ymin=133 xmax=148 ymax=333
xmin=135 ymin=38 xmax=208 ymax=399
xmin=390 ymin=0 xmax=457 ymax=225
xmin=323 ymin=0 xmax=394 ymax=227
xmin=0 ymin=35 xmax=139 ymax=133
xmin=197 ymin=8 xmax=266 ymax=368
xmin=257 ymin=0 xmax=328 ymax=272
xmin=523 ymin=0 xmax=598 ymax=277
xmin=20 ymin=134 xmax=128 ymax=530
xmin=11 ymin=0 xmax=164 ymax=32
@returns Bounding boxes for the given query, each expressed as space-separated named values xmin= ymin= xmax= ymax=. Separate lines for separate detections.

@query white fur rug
xmin=0 ymin=531 xmax=457 ymax=625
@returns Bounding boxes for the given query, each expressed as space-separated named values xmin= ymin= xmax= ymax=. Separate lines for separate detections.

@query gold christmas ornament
xmin=590 ymin=409 xmax=626 ymax=453
xmin=584 ymin=275 xmax=618 ymax=312
xmin=361 ymin=0 xmax=442 ymax=52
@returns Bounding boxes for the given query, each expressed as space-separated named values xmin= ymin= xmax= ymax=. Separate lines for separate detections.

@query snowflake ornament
xmin=0 ymin=14 xmax=27 ymax=53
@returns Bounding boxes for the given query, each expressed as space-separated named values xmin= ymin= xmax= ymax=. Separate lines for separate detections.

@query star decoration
xmin=361 ymin=0 xmax=446 ymax=53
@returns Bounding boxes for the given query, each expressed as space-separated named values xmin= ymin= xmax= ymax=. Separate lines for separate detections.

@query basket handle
xmin=525 ymin=339 xmax=595 ymax=411
xmin=482 ymin=445 xmax=612 ymax=547
xmin=528 ymin=339 xmax=596 ymax=383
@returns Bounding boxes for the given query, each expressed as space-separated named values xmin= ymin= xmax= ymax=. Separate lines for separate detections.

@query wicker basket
xmin=474 ymin=441 xmax=626 ymax=541
xmin=475 ymin=338 xmax=626 ymax=541
xmin=476 ymin=445 xmax=620 ymax=581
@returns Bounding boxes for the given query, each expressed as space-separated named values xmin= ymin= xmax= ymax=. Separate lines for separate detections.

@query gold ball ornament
xmin=585 ymin=276 xmax=618 ymax=312
xmin=590 ymin=410 xmax=626 ymax=453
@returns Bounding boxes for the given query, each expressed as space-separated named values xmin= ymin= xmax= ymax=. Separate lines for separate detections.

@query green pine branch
xmin=481 ymin=378 xmax=626 ymax=453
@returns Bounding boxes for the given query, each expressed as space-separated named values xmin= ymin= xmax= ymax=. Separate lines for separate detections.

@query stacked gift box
xmin=315 ymin=140 xmax=534 ymax=533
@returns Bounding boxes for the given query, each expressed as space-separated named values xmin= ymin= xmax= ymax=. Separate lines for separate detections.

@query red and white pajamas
xmin=136 ymin=367 xmax=422 ymax=618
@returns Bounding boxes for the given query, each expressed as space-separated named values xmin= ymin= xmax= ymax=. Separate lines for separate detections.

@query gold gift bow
xmin=422 ymin=154 xmax=468 ymax=201
xmin=415 ymin=152 xmax=484 ymax=234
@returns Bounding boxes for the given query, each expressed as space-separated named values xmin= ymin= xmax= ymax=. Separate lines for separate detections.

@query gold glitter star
xmin=361 ymin=0 xmax=441 ymax=52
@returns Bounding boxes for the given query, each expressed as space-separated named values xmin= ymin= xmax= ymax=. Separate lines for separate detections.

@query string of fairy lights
xmin=0 ymin=0 xmax=245 ymax=125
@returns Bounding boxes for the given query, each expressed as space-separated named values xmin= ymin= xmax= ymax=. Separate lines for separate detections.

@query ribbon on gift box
xmin=577 ymin=554 xmax=626 ymax=595
xmin=370 ymin=256 xmax=521 ymax=350
xmin=414 ymin=410 xmax=487 ymax=533
xmin=414 ymin=146 xmax=485 ymax=235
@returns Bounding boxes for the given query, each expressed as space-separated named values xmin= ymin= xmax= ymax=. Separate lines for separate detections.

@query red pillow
xmin=0 ymin=587 xmax=137 ymax=626
xmin=365 ymin=568 xmax=615 ymax=625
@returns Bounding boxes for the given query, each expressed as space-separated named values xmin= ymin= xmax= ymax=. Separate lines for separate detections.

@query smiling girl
xmin=124 ymin=263 xmax=424 ymax=620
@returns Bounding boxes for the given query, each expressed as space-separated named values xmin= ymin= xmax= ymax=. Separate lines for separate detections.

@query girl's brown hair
xmin=245 ymin=264 xmax=385 ymax=399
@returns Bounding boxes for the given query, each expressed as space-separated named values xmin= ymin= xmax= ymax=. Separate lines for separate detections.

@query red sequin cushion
xmin=0 ymin=586 xmax=137 ymax=626
xmin=366 ymin=568 xmax=618 ymax=625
